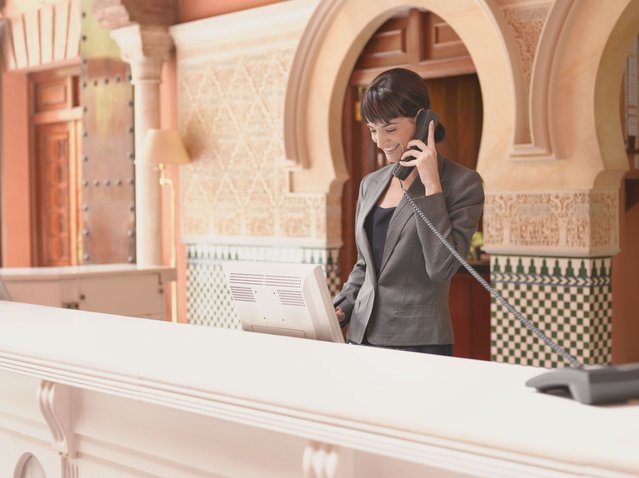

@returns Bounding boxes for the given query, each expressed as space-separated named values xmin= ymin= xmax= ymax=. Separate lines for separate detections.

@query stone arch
xmin=519 ymin=0 xmax=575 ymax=159
xmin=549 ymin=0 xmax=639 ymax=190
xmin=592 ymin=0 xmax=639 ymax=188
xmin=283 ymin=0 xmax=523 ymax=197
xmin=487 ymin=0 xmax=639 ymax=192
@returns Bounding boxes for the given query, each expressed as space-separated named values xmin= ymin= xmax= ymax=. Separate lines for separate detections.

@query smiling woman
xmin=332 ymin=67 xmax=485 ymax=356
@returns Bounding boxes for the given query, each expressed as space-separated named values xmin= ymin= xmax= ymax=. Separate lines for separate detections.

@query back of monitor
xmin=222 ymin=261 xmax=344 ymax=343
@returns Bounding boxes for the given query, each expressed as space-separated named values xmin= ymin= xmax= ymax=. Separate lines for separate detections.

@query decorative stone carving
xmin=111 ymin=24 xmax=173 ymax=82
xmin=172 ymin=6 xmax=333 ymax=242
xmin=484 ymin=191 xmax=618 ymax=255
xmin=499 ymin=3 xmax=550 ymax=87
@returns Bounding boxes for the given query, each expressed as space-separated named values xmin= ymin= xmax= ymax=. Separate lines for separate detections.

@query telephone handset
xmin=391 ymin=110 xmax=440 ymax=181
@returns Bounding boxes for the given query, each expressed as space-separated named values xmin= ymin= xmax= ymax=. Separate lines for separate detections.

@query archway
xmin=284 ymin=0 xmax=522 ymax=255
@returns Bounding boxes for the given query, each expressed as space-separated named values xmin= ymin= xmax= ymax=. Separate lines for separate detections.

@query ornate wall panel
xmin=484 ymin=191 xmax=618 ymax=255
xmin=178 ymin=48 xmax=330 ymax=241
xmin=496 ymin=0 xmax=552 ymax=87
xmin=174 ymin=3 xmax=328 ymax=243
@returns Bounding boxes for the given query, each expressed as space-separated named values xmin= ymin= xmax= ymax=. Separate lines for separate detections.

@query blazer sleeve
xmin=333 ymin=178 xmax=369 ymax=320
xmin=412 ymin=168 xmax=484 ymax=282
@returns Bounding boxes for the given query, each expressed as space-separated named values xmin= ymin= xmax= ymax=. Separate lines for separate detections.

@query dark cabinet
xmin=449 ymin=261 xmax=491 ymax=360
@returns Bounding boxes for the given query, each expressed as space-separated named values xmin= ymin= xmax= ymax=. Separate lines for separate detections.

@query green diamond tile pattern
xmin=490 ymin=255 xmax=612 ymax=368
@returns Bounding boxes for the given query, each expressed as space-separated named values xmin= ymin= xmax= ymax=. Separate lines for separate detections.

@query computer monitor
xmin=222 ymin=261 xmax=344 ymax=343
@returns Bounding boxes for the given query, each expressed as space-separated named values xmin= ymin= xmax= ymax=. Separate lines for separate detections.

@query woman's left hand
xmin=399 ymin=119 xmax=442 ymax=195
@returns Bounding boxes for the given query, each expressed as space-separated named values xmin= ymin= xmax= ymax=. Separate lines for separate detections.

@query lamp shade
xmin=140 ymin=129 xmax=190 ymax=165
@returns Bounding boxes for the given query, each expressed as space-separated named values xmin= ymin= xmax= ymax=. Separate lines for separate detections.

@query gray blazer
xmin=335 ymin=155 xmax=484 ymax=346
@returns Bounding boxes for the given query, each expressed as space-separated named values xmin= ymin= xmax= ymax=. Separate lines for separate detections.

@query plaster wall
xmin=0 ymin=72 xmax=30 ymax=266
xmin=173 ymin=1 xmax=331 ymax=245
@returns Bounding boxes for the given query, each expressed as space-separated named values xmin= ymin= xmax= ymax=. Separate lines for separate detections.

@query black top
xmin=364 ymin=205 xmax=396 ymax=275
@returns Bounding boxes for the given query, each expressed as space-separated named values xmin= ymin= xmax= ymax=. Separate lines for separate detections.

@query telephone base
xmin=525 ymin=362 xmax=639 ymax=405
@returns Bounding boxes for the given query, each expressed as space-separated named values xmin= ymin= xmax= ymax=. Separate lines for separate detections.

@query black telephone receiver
xmin=391 ymin=110 xmax=440 ymax=181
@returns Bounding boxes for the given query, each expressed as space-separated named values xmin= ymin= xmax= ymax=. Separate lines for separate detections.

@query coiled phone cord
xmin=400 ymin=182 xmax=583 ymax=368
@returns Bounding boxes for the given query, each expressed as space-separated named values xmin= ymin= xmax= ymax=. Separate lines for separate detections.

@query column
xmin=111 ymin=25 xmax=173 ymax=266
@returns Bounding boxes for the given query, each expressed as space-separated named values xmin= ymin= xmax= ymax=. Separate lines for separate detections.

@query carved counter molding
xmin=0 ymin=302 xmax=638 ymax=477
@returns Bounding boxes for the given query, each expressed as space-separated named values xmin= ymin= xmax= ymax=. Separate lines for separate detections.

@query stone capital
xmin=111 ymin=24 xmax=173 ymax=82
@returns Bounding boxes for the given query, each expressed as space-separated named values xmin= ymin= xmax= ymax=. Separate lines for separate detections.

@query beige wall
xmin=1 ymin=72 xmax=30 ymax=266
xmin=172 ymin=1 xmax=330 ymax=245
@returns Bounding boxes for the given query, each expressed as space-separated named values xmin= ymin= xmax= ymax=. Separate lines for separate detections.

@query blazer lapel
xmin=378 ymin=155 xmax=447 ymax=275
xmin=357 ymin=168 xmax=393 ymax=278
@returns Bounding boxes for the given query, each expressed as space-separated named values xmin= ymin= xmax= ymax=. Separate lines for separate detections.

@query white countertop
xmin=0 ymin=301 xmax=637 ymax=477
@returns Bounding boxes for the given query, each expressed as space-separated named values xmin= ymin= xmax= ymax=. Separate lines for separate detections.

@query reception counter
xmin=0 ymin=301 xmax=637 ymax=477
xmin=0 ymin=264 xmax=175 ymax=320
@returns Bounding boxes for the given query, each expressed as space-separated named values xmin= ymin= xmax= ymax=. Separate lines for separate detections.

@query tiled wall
xmin=491 ymin=255 xmax=612 ymax=367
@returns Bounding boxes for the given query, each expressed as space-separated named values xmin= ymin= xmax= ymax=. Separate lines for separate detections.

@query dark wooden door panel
xmin=30 ymin=67 xmax=82 ymax=268
xmin=35 ymin=122 xmax=77 ymax=266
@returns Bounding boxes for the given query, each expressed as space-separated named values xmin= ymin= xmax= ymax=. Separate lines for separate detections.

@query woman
xmin=333 ymin=68 xmax=484 ymax=356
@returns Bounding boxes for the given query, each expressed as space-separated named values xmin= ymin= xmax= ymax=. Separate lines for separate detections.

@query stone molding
xmin=111 ymin=24 xmax=173 ymax=82
xmin=483 ymin=190 xmax=619 ymax=256
xmin=1 ymin=0 xmax=81 ymax=71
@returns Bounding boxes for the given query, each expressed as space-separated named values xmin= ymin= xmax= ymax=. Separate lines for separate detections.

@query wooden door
xmin=30 ymin=68 xmax=82 ymax=267
xmin=34 ymin=121 xmax=80 ymax=266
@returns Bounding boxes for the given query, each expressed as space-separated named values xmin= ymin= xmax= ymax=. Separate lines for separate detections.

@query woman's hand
xmin=336 ymin=306 xmax=346 ymax=325
xmin=399 ymin=119 xmax=442 ymax=195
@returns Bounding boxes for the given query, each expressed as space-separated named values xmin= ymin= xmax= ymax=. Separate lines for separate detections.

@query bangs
xmin=360 ymin=87 xmax=409 ymax=125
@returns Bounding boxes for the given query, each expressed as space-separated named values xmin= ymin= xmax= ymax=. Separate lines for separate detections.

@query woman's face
xmin=366 ymin=116 xmax=416 ymax=163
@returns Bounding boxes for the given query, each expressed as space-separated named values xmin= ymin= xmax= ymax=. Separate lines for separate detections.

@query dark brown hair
xmin=361 ymin=67 xmax=445 ymax=142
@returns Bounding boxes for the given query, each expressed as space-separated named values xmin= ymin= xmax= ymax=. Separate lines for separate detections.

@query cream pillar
xmin=111 ymin=25 xmax=173 ymax=266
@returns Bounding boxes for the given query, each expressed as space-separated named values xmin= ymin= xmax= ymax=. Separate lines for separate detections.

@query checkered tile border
xmin=186 ymin=243 xmax=341 ymax=328
xmin=491 ymin=255 xmax=612 ymax=368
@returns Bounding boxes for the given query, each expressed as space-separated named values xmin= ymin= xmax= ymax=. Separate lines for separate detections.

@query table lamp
xmin=140 ymin=129 xmax=190 ymax=322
